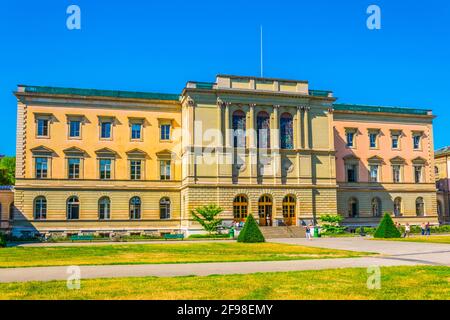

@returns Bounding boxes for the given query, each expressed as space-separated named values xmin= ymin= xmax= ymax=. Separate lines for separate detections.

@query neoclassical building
xmin=9 ymin=75 xmax=439 ymax=236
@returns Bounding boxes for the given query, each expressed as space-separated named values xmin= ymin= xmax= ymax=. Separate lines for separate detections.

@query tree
xmin=191 ymin=204 xmax=223 ymax=234
xmin=374 ymin=213 xmax=401 ymax=238
xmin=237 ymin=214 xmax=265 ymax=243
xmin=0 ymin=156 xmax=15 ymax=186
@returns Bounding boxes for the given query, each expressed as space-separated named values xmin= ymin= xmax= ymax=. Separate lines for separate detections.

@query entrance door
xmin=258 ymin=195 xmax=273 ymax=226
xmin=282 ymin=195 xmax=296 ymax=226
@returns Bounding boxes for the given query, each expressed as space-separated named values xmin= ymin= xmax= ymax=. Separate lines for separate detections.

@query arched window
xmin=233 ymin=195 xmax=248 ymax=221
xmin=34 ymin=196 xmax=47 ymax=220
xmin=348 ymin=197 xmax=359 ymax=218
xmin=257 ymin=111 xmax=270 ymax=148
xmin=67 ymin=196 xmax=80 ymax=220
xmin=394 ymin=197 xmax=402 ymax=217
xmin=258 ymin=195 xmax=273 ymax=226
xmin=232 ymin=110 xmax=246 ymax=148
xmin=129 ymin=196 xmax=141 ymax=220
xmin=160 ymin=197 xmax=171 ymax=219
xmin=282 ymin=195 xmax=296 ymax=225
xmin=416 ymin=197 xmax=424 ymax=216
xmin=437 ymin=200 xmax=443 ymax=217
xmin=280 ymin=113 xmax=293 ymax=149
xmin=371 ymin=197 xmax=382 ymax=217
xmin=98 ymin=197 xmax=110 ymax=220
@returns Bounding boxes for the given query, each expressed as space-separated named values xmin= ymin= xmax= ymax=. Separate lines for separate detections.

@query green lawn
xmin=373 ymin=235 xmax=450 ymax=244
xmin=1 ymin=266 xmax=448 ymax=300
xmin=0 ymin=242 xmax=370 ymax=268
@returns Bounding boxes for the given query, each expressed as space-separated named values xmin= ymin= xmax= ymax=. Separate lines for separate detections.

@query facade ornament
xmin=187 ymin=96 xmax=195 ymax=106
xmin=273 ymin=104 xmax=280 ymax=109
xmin=217 ymin=98 xmax=225 ymax=108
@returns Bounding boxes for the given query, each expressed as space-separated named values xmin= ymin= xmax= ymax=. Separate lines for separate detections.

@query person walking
xmin=404 ymin=223 xmax=410 ymax=238
xmin=426 ymin=222 xmax=431 ymax=236
xmin=305 ymin=224 xmax=312 ymax=240
xmin=421 ymin=222 xmax=426 ymax=235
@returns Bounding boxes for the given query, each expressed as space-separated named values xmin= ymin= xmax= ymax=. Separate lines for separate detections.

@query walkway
xmin=0 ymin=238 xmax=448 ymax=283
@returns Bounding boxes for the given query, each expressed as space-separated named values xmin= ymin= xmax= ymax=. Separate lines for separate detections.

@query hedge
xmin=237 ymin=215 xmax=265 ymax=243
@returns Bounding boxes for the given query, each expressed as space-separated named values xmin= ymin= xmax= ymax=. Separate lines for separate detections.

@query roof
xmin=334 ymin=103 xmax=431 ymax=116
xmin=0 ymin=186 xmax=13 ymax=191
xmin=435 ymin=146 xmax=450 ymax=157
xmin=17 ymin=85 xmax=180 ymax=101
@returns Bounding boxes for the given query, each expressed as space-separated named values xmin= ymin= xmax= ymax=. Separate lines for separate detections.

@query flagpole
xmin=260 ymin=25 xmax=263 ymax=77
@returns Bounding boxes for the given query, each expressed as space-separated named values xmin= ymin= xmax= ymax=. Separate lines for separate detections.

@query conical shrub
xmin=237 ymin=214 xmax=265 ymax=243
xmin=373 ymin=213 xmax=401 ymax=238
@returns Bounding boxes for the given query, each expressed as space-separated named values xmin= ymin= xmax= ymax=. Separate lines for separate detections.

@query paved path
xmin=0 ymin=238 xmax=448 ymax=283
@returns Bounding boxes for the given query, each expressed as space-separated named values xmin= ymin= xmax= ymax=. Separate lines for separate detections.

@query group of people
xmin=395 ymin=221 xmax=432 ymax=238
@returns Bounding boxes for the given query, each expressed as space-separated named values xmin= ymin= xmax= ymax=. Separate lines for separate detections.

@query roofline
xmin=216 ymin=74 xmax=310 ymax=84
xmin=333 ymin=103 xmax=433 ymax=117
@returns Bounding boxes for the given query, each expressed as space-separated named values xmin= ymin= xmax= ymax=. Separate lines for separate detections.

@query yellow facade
xmin=10 ymin=75 xmax=439 ymax=236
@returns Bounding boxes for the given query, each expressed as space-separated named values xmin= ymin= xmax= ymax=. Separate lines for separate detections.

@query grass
xmin=372 ymin=235 xmax=450 ymax=244
xmin=0 ymin=266 xmax=448 ymax=300
xmin=0 ymin=242 xmax=370 ymax=268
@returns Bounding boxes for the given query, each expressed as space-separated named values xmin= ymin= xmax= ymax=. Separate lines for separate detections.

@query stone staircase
xmin=260 ymin=226 xmax=306 ymax=239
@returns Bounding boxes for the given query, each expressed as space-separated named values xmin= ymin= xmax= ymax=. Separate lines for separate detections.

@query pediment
xmin=390 ymin=156 xmax=406 ymax=164
xmin=30 ymin=145 xmax=56 ymax=156
xmin=126 ymin=148 xmax=149 ymax=159
xmin=63 ymin=147 xmax=88 ymax=157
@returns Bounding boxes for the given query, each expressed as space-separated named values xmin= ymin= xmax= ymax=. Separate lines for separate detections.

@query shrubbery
xmin=237 ymin=215 xmax=265 ymax=243
xmin=0 ymin=233 xmax=6 ymax=247
xmin=374 ymin=213 xmax=401 ymax=238
xmin=319 ymin=214 xmax=347 ymax=235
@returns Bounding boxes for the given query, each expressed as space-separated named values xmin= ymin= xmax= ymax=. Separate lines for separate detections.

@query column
xmin=224 ymin=102 xmax=231 ymax=148
xmin=296 ymin=106 xmax=302 ymax=149
xmin=272 ymin=105 xmax=281 ymax=182
xmin=272 ymin=105 xmax=280 ymax=149
xmin=248 ymin=104 xmax=257 ymax=183
xmin=216 ymin=98 xmax=224 ymax=148
xmin=304 ymin=106 xmax=311 ymax=149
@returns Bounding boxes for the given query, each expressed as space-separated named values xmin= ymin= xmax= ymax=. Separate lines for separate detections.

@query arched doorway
xmin=282 ymin=195 xmax=296 ymax=226
xmin=233 ymin=195 xmax=248 ymax=222
xmin=258 ymin=195 xmax=272 ymax=226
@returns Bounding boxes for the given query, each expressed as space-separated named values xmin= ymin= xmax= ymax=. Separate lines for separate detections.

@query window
xmin=159 ymin=197 xmax=171 ymax=219
xmin=348 ymin=197 xmax=359 ymax=218
xmin=129 ymin=196 xmax=141 ymax=220
xmin=131 ymin=123 xmax=142 ymax=140
xmin=99 ymin=159 xmax=111 ymax=179
xmin=392 ymin=165 xmax=401 ymax=183
xmin=280 ymin=113 xmax=294 ymax=149
xmin=413 ymin=134 xmax=421 ymax=150
xmin=369 ymin=165 xmax=379 ymax=182
xmin=414 ymin=166 xmax=423 ymax=183
xmin=68 ymin=158 xmax=80 ymax=179
xmin=69 ymin=120 xmax=81 ymax=138
xmin=35 ymin=157 xmax=48 ymax=179
xmin=160 ymin=124 xmax=171 ymax=141
xmin=257 ymin=111 xmax=270 ymax=148
xmin=232 ymin=110 xmax=246 ymax=147
xmin=100 ymin=121 xmax=112 ymax=139
xmin=233 ymin=195 xmax=248 ymax=221
xmin=160 ymin=160 xmax=171 ymax=180
xmin=33 ymin=196 xmax=47 ymax=220
xmin=415 ymin=197 xmax=424 ymax=216
xmin=9 ymin=202 xmax=14 ymax=220
xmin=67 ymin=196 xmax=80 ymax=220
xmin=435 ymin=166 xmax=439 ymax=175
xmin=371 ymin=197 xmax=382 ymax=217
xmin=346 ymin=132 xmax=354 ymax=147
xmin=394 ymin=197 xmax=402 ymax=216
xmin=391 ymin=135 xmax=399 ymax=149
xmin=37 ymin=119 xmax=49 ymax=137
xmin=282 ymin=195 xmax=296 ymax=225
xmin=98 ymin=197 xmax=110 ymax=220
xmin=346 ymin=164 xmax=358 ymax=182
xmin=130 ymin=160 xmax=142 ymax=180
xmin=369 ymin=133 xmax=377 ymax=148
xmin=437 ymin=201 xmax=443 ymax=217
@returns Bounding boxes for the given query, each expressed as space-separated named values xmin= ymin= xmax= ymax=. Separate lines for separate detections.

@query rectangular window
xmin=35 ymin=157 xmax=48 ymax=179
xmin=130 ymin=160 xmax=142 ymax=180
xmin=160 ymin=160 xmax=171 ymax=180
xmin=37 ymin=119 xmax=49 ymax=137
xmin=369 ymin=133 xmax=377 ymax=148
xmin=160 ymin=124 xmax=171 ymax=141
xmin=99 ymin=159 xmax=111 ymax=179
xmin=131 ymin=123 xmax=142 ymax=140
xmin=69 ymin=121 xmax=81 ymax=138
xmin=68 ymin=158 xmax=80 ymax=179
xmin=346 ymin=132 xmax=354 ymax=147
xmin=392 ymin=135 xmax=399 ymax=149
xmin=369 ymin=165 xmax=379 ymax=182
xmin=414 ymin=166 xmax=423 ymax=183
xmin=347 ymin=164 xmax=358 ymax=182
xmin=392 ymin=165 xmax=401 ymax=183
xmin=100 ymin=122 xmax=112 ymax=139
xmin=413 ymin=135 xmax=421 ymax=150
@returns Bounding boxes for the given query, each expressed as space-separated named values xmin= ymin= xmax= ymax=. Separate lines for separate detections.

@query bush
xmin=374 ymin=213 xmax=401 ymax=238
xmin=0 ymin=233 xmax=6 ymax=247
xmin=237 ymin=215 xmax=265 ymax=243
xmin=319 ymin=214 xmax=346 ymax=235
xmin=188 ymin=234 xmax=229 ymax=239
xmin=191 ymin=204 xmax=223 ymax=234
xmin=355 ymin=227 xmax=376 ymax=235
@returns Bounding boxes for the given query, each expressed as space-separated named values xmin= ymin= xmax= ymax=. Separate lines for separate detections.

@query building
xmin=434 ymin=146 xmax=450 ymax=224
xmin=0 ymin=186 xmax=14 ymax=230
xmin=9 ymin=75 xmax=439 ymax=236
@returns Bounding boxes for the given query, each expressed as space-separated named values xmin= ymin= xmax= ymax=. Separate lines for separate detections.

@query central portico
xmin=179 ymin=75 xmax=338 ymax=229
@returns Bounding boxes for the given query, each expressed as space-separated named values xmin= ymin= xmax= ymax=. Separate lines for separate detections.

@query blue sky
xmin=0 ymin=0 xmax=449 ymax=155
